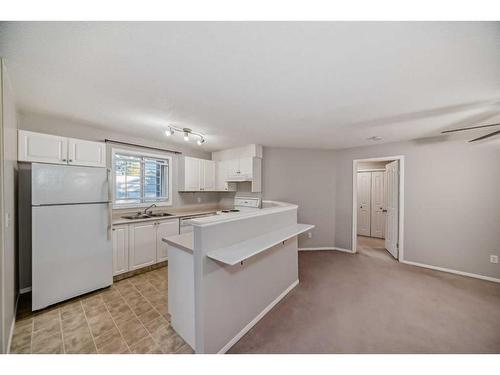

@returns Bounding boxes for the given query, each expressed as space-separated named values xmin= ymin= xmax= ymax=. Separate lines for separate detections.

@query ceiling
xmin=1 ymin=21 xmax=500 ymax=151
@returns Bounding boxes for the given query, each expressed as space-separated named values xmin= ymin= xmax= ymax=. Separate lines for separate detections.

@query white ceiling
xmin=1 ymin=21 xmax=500 ymax=151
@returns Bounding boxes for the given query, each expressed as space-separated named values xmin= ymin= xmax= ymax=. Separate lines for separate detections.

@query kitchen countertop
xmin=162 ymin=232 xmax=193 ymax=253
xmin=112 ymin=206 xmax=221 ymax=225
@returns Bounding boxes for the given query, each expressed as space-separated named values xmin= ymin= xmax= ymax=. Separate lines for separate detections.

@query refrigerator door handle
xmin=107 ymin=168 xmax=113 ymax=240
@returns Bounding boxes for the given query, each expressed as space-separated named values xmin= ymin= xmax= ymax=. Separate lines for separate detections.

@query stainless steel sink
xmin=121 ymin=212 xmax=174 ymax=220
xmin=121 ymin=214 xmax=151 ymax=220
xmin=148 ymin=213 xmax=173 ymax=217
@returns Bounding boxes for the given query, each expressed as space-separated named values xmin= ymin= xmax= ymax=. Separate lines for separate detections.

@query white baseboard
xmin=298 ymin=246 xmax=354 ymax=254
xmin=19 ymin=287 xmax=32 ymax=294
xmin=217 ymin=279 xmax=299 ymax=354
xmin=6 ymin=293 xmax=20 ymax=354
xmin=401 ymin=260 xmax=500 ymax=284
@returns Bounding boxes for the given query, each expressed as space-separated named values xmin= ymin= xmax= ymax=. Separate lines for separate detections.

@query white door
xmin=129 ymin=222 xmax=157 ymax=270
xmin=201 ymin=160 xmax=215 ymax=191
xmin=156 ymin=219 xmax=179 ymax=262
xmin=112 ymin=225 xmax=129 ymax=276
xmin=238 ymin=157 xmax=253 ymax=177
xmin=68 ymin=138 xmax=106 ymax=167
xmin=184 ymin=157 xmax=201 ymax=191
xmin=357 ymin=172 xmax=371 ymax=236
xmin=370 ymin=171 xmax=386 ymax=238
xmin=385 ymin=161 xmax=399 ymax=259
xmin=18 ymin=130 xmax=68 ymax=164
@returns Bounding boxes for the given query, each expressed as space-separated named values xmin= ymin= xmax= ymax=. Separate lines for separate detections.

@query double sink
xmin=121 ymin=212 xmax=174 ymax=220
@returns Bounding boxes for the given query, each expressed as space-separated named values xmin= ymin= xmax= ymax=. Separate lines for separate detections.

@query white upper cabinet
xmin=68 ymin=138 xmax=106 ymax=167
xmin=180 ymin=156 xmax=216 ymax=191
xmin=18 ymin=130 xmax=106 ymax=168
xmin=201 ymin=159 xmax=215 ymax=191
xmin=179 ymin=152 xmax=262 ymax=192
xmin=226 ymin=157 xmax=259 ymax=180
xmin=18 ymin=130 xmax=68 ymax=164
xmin=183 ymin=156 xmax=202 ymax=191
xmin=238 ymin=157 xmax=253 ymax=177
xmin=215 ymin=160 xmax=237 ymax=192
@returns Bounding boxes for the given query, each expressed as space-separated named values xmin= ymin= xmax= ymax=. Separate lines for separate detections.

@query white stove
xmin=179 ymin=196 xmax=261 ymax=233
xmin=220 ymin=196 xmax=261 ymax=213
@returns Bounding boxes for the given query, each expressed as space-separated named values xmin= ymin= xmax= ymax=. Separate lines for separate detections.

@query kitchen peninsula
xmin=163 ymin=200 xmax=313 ymax=354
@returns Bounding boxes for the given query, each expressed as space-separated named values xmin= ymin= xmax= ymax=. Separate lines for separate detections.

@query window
xmin=112 ymin=149 xmax=172 ymax=207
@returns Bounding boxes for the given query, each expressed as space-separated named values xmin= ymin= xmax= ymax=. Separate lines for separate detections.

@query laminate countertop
xmin=112 ymin=207 xmax=220 ymax=225
xmin=162 ymin=232 xmax=194 ymax=253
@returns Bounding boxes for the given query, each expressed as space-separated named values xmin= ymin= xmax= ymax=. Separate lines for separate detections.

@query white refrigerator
xmin=30 ymin=163 xmax=112 ymax=310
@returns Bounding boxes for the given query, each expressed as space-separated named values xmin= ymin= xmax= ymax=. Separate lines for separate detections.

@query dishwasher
xmin=179 ymin=213 xmax=217 ymax=233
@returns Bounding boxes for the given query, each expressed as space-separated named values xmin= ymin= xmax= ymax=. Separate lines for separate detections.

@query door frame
xmin=352 ymin=155 xmax=405 ymax=260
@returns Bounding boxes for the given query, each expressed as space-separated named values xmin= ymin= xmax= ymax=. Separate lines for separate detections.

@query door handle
xmin=382 ymin=209 xmax=387 ymax=213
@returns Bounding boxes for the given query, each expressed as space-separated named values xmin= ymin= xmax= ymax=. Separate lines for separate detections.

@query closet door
xmin=370 ymin=171 xmax=386 ymax=238
xmin=357 ymin=172 xmax=371 ymax=236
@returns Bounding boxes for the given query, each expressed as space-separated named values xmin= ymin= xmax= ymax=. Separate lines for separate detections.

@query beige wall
xmin=1 ymin=59 xmax=18 ymax=353
xmin=261 ymin=147 xmax=336 ymax=248
xmin=260 ymin=140 xmax=500 ymax=280
xmin=335 ymin=138 xmax=500 ymax=279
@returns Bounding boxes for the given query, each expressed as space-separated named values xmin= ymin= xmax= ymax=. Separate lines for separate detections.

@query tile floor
xmin=9 ymin=266 xmax=193 ymax=354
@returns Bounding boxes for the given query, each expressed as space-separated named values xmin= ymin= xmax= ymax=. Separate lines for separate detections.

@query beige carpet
xmin=229 ymin=237 xmax=500 ymax=353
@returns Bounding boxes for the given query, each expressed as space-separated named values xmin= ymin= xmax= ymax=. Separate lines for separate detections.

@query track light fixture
xmin=164 ymin=125 xmax=206 ymax=146
xmin=165 ymin=127 xmax=174 ymax=136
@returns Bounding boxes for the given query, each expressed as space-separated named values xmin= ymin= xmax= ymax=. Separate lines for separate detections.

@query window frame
xmin=111 ymin=148 xmax=173 ymax=209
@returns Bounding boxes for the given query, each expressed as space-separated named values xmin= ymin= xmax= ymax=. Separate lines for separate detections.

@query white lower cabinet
xmin=156 ymin=220 xmax=179 ymax=262
xmin=129 ymin=222 xmax=157 ymax=271
xmin=112 ymin=218 xmax=179 ymax=276
xmin=112 ymin=225 xmax=129 ymax=276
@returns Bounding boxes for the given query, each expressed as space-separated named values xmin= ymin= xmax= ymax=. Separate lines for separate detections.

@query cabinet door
xmin=18 ymin=130 xmax=68 ymax=164
xmin=227 ymin=159 xmax=240 ymax=178
xmin=112 ymin=225 xmax=129 ymax=276
xmin=201 ymin=160 xmax=215 ymax=191
xmin=215 ymin=161 xmax=236 ymax=191
xmin=215 ymin=160 xmax=227 ymax=191
xmin=129 ymin=222 xmax=157 ymax=270
xmin=156 ymin=219 xmax=179 ymax=262
xmin=238 ymin=157 xmax=253 ymax=177
xmin=68 ymin=138 xmax=106 ymax=167
xmin=184 ymin=157 xmax=201 ymax=191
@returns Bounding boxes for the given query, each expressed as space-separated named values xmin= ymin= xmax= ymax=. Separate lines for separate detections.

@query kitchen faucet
xmin=143 ymin=203 xmax=157 ymax=214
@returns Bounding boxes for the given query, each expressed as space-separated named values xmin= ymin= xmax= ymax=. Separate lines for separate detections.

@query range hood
xmin=226 ymin=176 xmax=253 ymax=182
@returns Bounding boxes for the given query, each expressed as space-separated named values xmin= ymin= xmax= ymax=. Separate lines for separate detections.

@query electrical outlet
xmin=307 ymin=232 xmax=312 ymax=239
xmin=490 ymin=255 xmax=498 ymax=264
xmin=197 ymin=197 xmax=202 ymax=203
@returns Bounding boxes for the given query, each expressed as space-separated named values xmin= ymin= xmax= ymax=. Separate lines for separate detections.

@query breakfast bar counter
xmin=163 ymin=201 xmax=312 ymax=354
